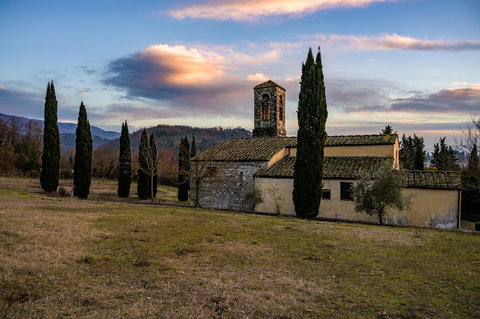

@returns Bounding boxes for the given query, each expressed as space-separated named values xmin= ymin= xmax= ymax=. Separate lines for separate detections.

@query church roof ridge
xmin=192 ymin=136 xmax=296 ymax=162
xmin=254 ymin=80 xmax=286 ymax=91
xmin=255 ymin=156 xmax=461 ymax=189
xmin=283 ymin=134 xmax=398 ymax=147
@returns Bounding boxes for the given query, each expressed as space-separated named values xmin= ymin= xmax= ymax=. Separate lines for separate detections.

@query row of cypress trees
xmin=116 ymin=127 xmax=197 ymax=202
xmin=40 ymin=82 xmax=92 ymax=198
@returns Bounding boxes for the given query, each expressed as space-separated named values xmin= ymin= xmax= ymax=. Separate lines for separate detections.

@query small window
xmin=261 ymin=94 xmax=270 ymax=120
xmin=340 ymin=182 xmax=353 ymax=201
xmin=322 ymin=189 xmax=331 ymax=200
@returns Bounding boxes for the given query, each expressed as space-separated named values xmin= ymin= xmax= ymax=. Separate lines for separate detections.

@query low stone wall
xmin=191 ymin=161 xmax=268 ymax=211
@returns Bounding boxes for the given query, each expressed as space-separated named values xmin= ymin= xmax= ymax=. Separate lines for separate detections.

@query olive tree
xmin=353 ymin=162 xmax=412 ymax=225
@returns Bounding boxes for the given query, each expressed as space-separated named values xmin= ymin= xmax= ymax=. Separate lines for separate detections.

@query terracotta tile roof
xmin=405 ymin=170 xmax=461 ymax=189
xmin=192 ymin=137 xmax=297 ymax=162
xmin=255 ymin=156 xmax=390 ymax=179
xmin=254 ymin=80 xmax=286 ymax=91
xmin=255 ymin=156 xmax=461 ymax=189
xmin=193 ymin=134 xmax=397 ymax=162
xmin=285 ymin=134 xmax=398 ymax=147
xmin=325 ymin=134 xmax=397 ymax=146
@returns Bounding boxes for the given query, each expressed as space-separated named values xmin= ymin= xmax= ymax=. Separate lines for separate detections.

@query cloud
xmin=103 ymin=44 xmax=287 ymax=116
xmin=309 ymin=33 xmax=480 ymax=51
xmin=343 ymin=86 xmax=480 ymax=114
xmin=0 ymin=86 xmax=6 ymax=90
xmin=76 ymin=66 xmax=96 ymax=75
xmin=247 ymin=73 xmax=269 ymax=82
xmin=321 ymin=78 xmax=402 ymax=115
xmin=169 ymin=0 xmax=399 ymax=21
xmin=390 ymin=87 xmax=480 ymax=113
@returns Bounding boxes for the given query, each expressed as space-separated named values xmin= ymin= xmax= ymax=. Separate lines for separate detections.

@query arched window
xmin=279 ymin=95 xmax=284 ymax=121
xmin=261 ymin=94 xmax=270 ymax=120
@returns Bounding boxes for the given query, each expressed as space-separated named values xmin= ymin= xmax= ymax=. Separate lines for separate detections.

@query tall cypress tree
xmin=40 ymin=81 xmax=60 ymax=192
xmin=413 ymin=142 xmax=425 ymax=170
xmin=73 ymin=101 xmax=92 ymax=199
xmin=117 ymin=121 xmax=131 ymax=197
xmin=149 ymin=133 xmax=158 ymax=199
xmin=190 ymin=135 xmax=197 ymax=158
xmin=137 ymin=129 xmax=149 ymax=199
xmin=177 ymin=137 xmax=190 ymax=201
xmin=293 ymin=48 xmax=328 ymax=219
xmin=462 ymin=144 xmax=480 ymax=215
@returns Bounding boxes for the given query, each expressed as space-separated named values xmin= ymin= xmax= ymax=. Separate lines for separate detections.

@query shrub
xmin=243 ymin=185 xmax=263 ymax=211
xmin=57 ymin=186 xmax=70 ymax=197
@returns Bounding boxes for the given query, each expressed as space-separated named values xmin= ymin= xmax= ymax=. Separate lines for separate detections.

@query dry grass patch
xmin=1 ymin=177 xmax=480 ymax=318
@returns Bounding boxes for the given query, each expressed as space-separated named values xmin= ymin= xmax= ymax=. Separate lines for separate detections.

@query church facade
xmin=191 ymin=80 xmax=461 ymax=230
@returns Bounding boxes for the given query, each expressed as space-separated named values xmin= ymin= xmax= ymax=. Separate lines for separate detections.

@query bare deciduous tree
xmin=456 ymin=115 xmax=480 ymax=155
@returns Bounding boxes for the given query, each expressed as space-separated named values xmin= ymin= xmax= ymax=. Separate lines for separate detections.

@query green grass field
xmin=1 ymin=177 xmax=479 ymax=318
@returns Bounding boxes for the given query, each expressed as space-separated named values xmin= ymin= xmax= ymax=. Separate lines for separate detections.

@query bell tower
xmin=252 ymin=80 xmax=286 ymax=137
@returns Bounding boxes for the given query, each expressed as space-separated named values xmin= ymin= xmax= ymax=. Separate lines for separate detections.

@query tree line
xmin=37 ymin=81 xmax=198 ymax=202
xmin=0 ymin=117 xmax=43 ymax=175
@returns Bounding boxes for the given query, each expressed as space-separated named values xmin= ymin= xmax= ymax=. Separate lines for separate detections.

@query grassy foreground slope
xmin=0 ymin=179 xmax=479 ymax=318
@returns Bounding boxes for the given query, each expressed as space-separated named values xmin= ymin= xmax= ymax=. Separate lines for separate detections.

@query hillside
xmin=1 ymin=113 xmax=251 ymax=154
xmin=108 ymin=124 xmax=251 ymax=153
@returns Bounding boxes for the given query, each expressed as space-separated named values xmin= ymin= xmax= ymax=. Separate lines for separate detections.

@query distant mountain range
xmin=0 ymin=113 xmax=251 ymax=154
xmin=0 ymin=113 xmax=120 ymax=139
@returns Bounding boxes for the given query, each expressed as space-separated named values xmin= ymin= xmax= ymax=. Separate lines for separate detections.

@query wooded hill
xmin=108 ymin=124 xmax=251 ymax=154
xmin=1 ymin=113 xmax=251 ymax=154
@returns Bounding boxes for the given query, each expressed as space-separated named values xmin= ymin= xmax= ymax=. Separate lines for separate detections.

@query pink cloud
xmin=170 ymin=0 xmax=399 ymax=21
xmin=103 ymin=44 xmax=288 ymax=116
xmin=246 ymin=73 xmax=269 ymax=82
xmin=311 ymin=33 xmax=480 ymax=51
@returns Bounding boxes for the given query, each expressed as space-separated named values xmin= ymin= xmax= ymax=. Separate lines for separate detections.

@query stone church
xmin=191 ymin=80 xmax=461 ymax=230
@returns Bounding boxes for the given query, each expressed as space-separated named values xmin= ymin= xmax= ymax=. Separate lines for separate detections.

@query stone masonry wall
xmin=190 ymin=161 xmax=268 ymax=211
xmin=253 ymin=86 xmax=286 ymax=137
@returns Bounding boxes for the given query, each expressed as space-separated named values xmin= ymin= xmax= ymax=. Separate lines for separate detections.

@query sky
xmin=0 ymin=0 xmax=479 ymax=149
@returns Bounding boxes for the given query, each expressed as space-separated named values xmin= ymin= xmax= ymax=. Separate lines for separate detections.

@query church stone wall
xmin=190 ymin=161 xmax=268 ymax=211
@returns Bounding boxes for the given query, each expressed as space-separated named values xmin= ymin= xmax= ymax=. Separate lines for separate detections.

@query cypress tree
xmin=191 ymin=135 xmax=197 ymax=158
xmin=462 ymin=144 xmax=480 ymax=215
xmin=73 ymin=101 xmax=92 ymax=199
xmin=149 ymin=133 xmax=158 ymax=199
xmin=413 ymin=142 xmax=425 ymax=170
xmin=293 ymin=48 xmax=328 ymax=219
xmin=40 ymin=81 xmax=60 ymax=192
xmin=117 ymin=121 xmax=131 ymax=197
xmin=432 ymin=137 xmax=459 ymax=170
xmin=381 ymin=125 xmax=394 ymax=135
xmin=137 ymin=129 xmax=149 ymax=199
xmin=177 ymin=137 xmax=190 ymax=201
